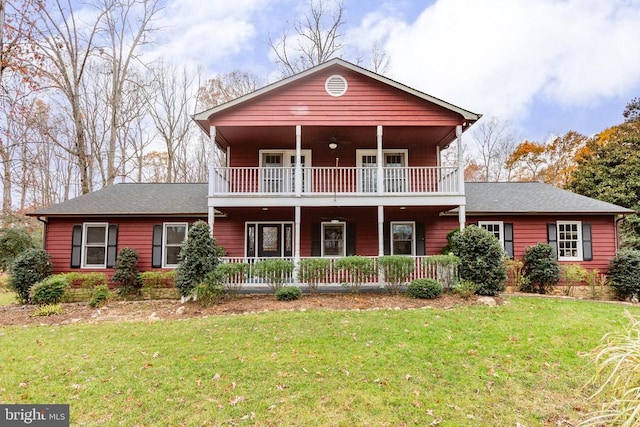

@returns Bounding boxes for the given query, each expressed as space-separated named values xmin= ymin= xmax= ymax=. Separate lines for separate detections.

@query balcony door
xmin=357 ymin=150 xmax=407 ymax=193
xmin=260 ymin=150 xmax=311 ymax=193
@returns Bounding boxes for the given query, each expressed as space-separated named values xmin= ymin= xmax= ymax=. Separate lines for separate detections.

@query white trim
xmin=557 ymin=220 xmax=583 ymax=261
xmin=321 ymin=221 xmax=346 ymax=257
xmin=81 ymin=222 xmax=108 ymax=268
xmin=390 ymin=221 xmax=416 ymax=256
xmin=162 ymin=222 xmax=188 ymax=268
xmin=325 ymin=74 xmax=348 ymax=97
xmin=478 ymin=221 xmax=504 ymax=248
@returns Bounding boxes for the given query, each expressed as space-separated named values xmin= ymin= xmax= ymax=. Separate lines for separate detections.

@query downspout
xmin=36 ymin=216 xmax=48 ymax=248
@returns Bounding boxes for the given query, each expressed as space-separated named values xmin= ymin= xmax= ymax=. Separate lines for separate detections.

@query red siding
xmin=45 ymin=216 xmax=205 ymax=277
xmin=210 ymin=67 xmax=464 ymax=127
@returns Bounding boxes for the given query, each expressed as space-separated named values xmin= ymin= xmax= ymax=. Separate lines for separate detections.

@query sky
xmin=144 ymin=0 xmax=640 ymax=142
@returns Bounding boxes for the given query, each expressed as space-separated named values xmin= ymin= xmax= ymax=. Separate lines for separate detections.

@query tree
xmin=268 ymin=0 xmax=345 ymax=77
xmin=0 ymin=226 xmax=36 ymax=271
xmin=196 ymin=69 xmax=262 ymax=109
xmin=568 ymin=120 xmax=640 ymax=248
xmin=174 ymin=221 xmax=225 ymax=298
xmin=471 ymin=117 xmax=516 ymax=182
xmin=505 ymin=140 xmax=546 ymax=181
xmin=539 ymin=131 xmax=587 ymax=187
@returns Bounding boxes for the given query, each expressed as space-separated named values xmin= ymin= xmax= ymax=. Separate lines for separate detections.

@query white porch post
xmin=294 ymin=205 xmax=301 ymax=284
xmin=208 ymin=125 xmax=216 ymax=234
xmin=457 ymin=125 xmax=466 ymax=230
xmin=295 ymin=125 xmax=302 ymax=196
xmin=376 ymin=125 xmax=384 ymax=194
xmin=378 ymin=204 xmax=385 ymax=287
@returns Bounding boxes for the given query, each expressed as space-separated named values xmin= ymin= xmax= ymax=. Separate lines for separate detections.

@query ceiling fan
xmin=327 ymin=136 xmax=352 ymax=150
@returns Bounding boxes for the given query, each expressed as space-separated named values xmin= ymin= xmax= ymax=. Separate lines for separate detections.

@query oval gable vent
xmin=325 ymin=75 xmax=348 ymax=97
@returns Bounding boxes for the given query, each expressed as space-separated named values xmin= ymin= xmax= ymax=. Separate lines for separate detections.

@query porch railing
xmin=211 ymin=166 xmax=460 ymax=195
xmin=218 ymin=256 xmax=458 ymax=289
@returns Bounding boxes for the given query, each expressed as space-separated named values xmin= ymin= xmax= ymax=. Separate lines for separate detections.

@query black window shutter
xmin=106 ymin=224 xmax=119 ymax=268
xmin=504 ymin=223 xmax=514 ymax=258
xmin=547 ymin=223 xmax=558 ymax=254
xmin=383 ymin=222 xmax=390 ymax=255
xmin=152 ymin=225 xmax=163 ymax=268
xmin=346 ymin=223 xmax=356 ymax=256
xmin=70 ymin=225 xmax=83 ymax=268
xmin=311 ymin=223 xmax=321 ymax=256
xmin=416 ymin=222 xmax=425 ymax=256
xmin=582 ymin=223 xmax=593 ymax=261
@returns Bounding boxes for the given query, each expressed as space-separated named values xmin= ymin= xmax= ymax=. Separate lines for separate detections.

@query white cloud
xmin=352 ymin=0 xmax=640 ymax=125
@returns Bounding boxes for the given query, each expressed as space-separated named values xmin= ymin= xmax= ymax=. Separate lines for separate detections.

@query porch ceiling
xmin=215 ymin=125 xmax=459 ymax=151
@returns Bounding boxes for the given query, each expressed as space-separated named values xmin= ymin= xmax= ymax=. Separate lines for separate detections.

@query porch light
xmin=262 ymin=207 xmax=269 ymax=211
xmin=328 ymin=142 xmax=338 ymax=150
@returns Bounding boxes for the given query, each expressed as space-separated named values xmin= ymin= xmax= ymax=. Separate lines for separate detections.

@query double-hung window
xmin=391 ymin=222 xmax=415 ymax=255
xmin=479 ymin=221 xmax=504 ymax=246
xmin=556 ymin=221 xmax=582 ymax=261
xmin=82 ymin=223 xmax=108 ymax=268
xmin=163 ymin=223 xmax=188 ymax=267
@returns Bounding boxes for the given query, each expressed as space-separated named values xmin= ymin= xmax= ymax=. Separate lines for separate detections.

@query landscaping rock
xmin=477 ymin=296 xmax=497 ymax=306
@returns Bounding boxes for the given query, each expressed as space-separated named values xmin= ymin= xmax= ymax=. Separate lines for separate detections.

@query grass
xmin=1 ymin=297 xmax=639 ymax=426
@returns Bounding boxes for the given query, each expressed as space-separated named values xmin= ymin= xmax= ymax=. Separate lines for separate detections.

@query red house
xmin=29 ymin=59 xmax=632 ymax=285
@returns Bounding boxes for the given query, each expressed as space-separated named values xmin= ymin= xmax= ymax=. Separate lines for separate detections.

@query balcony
xmin=210 ymin=166 xmax=461 ymax=206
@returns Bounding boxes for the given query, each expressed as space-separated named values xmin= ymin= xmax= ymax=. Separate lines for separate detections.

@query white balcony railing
xmin=211 ymin=166 xmax=460 ymax=196
xmin=219 ymin=256 xmax=458 ymax=289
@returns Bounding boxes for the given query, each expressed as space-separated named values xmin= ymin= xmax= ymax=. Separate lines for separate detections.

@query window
xmin=391 ymin=222 xmax=415 ymax=255
xmin=557 ymin=221 xmax=582 ymax=261
xmin=479 ymin=221 xmax=504 ymax=246
xmin=322 ymin=222 xmax=345 ymax=257
xmin=82 ymin=223 xmax=108 ymax=268
xmin=245 ymin=222 xmax=294 ymax=258
xmin=163 ymin=223 xmax=188 ymax=267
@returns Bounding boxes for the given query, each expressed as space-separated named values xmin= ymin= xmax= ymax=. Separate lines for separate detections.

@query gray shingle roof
xmin=30 ymin=183 xmax=208 ymax=216
xmin=462 ymin=182 xmax=634 ymax=214
xmin=29 ymin=181 xmax=633 ymax=217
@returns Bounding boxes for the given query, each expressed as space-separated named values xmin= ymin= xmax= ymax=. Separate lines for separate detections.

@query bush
xmin=453 ymin=279 xmax=479 ymax=299
xmin=579 ymin=313 xmax=640 ymax=426
xmin=191 ymin=272 xmax=225 ymax=307
xmin=298 ymin=258 xmax=330 ymax=293
xmin=140 ymin=271 xmax=175 ymax=299
xmin=0 ymin=227 xmax=36 ymax=272
xmin=505 ymin=259 xmax=529 ymax=291
xmin=335 ymin=256 xmax=376 ymax=293
xmin=585 ymin=269 xmax=609 ymax=300
xmin=215 ymin=262 xmax=249 ymax=296
xmin=423 ymin=254 xmax=460 ymax=289
xmin=9 ymin=248 xmax=52 ymax=304
xmin=607 ymin=249 xmax=640 ymax=300
xmin=112 ymin=247 xmax=141 ymax=297
xmin=175 ymin=221 xmax=225 ymax=298
xmin=31 ymin=304 xmax=62 ymax=317
xmin=89 ymin=285 xmax=111 ymax=308
xmin=275 ymin=285 xmax=302 ymax=301
xmin=441 ymin=228 xmax=460 ymax=255
xmin=379 ymin=255 xmax=415 ymax=294
xmin=561 ymin=263 xmax=588 ymax=297
xmin=253 ymin=259 xmax=295 ymax=292
xmin=452 ymin=225 xmax=506 ymax=296
xmin=29 ymin=275 xmax=69 ymax=305
xmin=522 ymin=243 xmax=561 ymax=294
xmin=407 ymin=278 xmax=442 ymax=299
xmin=62 ymin=272 xmax=109 ymax=289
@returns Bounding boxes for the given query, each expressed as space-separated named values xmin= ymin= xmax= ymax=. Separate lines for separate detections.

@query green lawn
xmin=1 ymin=296 xmax=638 ymax=426
xmin=0 ymin=290 xmax=15 ymax=306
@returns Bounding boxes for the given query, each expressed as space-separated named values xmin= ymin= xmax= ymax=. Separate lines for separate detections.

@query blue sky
xmin=144 ymin=0 xmax=640 ymax=142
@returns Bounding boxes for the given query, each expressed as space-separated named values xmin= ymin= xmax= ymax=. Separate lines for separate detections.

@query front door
xmin=257 ymin=224 xmax=282 ymax=257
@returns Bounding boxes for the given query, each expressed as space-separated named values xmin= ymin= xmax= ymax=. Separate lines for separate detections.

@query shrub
xmin=191 ymin=272 xmax=225 ymax=307
xmin=9 ymin=248 xmax=53 ymax=304
xmin=585 ymin=269 xmax=609 ymax=300
xmin=608 ymin=249 xmax=640 ymax=300
xmin=275 ymin=285 xmax=302 ymax=301
xmin=140 ymin=271 xmax=175 ymax=299
xmin=453 ymin=279 xmax=479 ymax=299
xmin=423 ymin=254 xmax=460 ymax=289
xmin=215 ymin=262 xmax=249 ymax=296
xmin=441 ymin=228 xmax=460 ymax=255
xmin=407 ymin=278 xmax=442 ymax=299
xmin=175 ymin=221 xmax=225 ymax=298
xmin=335 ymin=256 xmax=376 ymax=293
xmin=62 ymin=272 xmax=109 ymax=289
xmin=379 ymin=255 xmax=415 ymax=294
xmin=452 ymin=225 xmax=507 ymax=296
xmin=31 ymin=304 xmax=62 ymax=317
xmin=0 ymin=227 xmax=36 ymax=272
xmin=298 ymin=258 xmax=330 ymax=293
xmin=89 ymin=285 xmax=111 ymax=308
xmin=505 ymin=259 xmax=529 ymax=291
xmin=29 ymin=275 xmax=69 ymax=305
xmin=253 ymin=259 xmax=294 ymax=291
xmin=112 ymin=247 xmax=141 ymax=297
xmin=579 ymin=313 xmax=640 ymax=426
xmin=561 ymin=263 xmax=588 ymax=297
xmin=522 ymin=243 xmax=561 ymax=294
